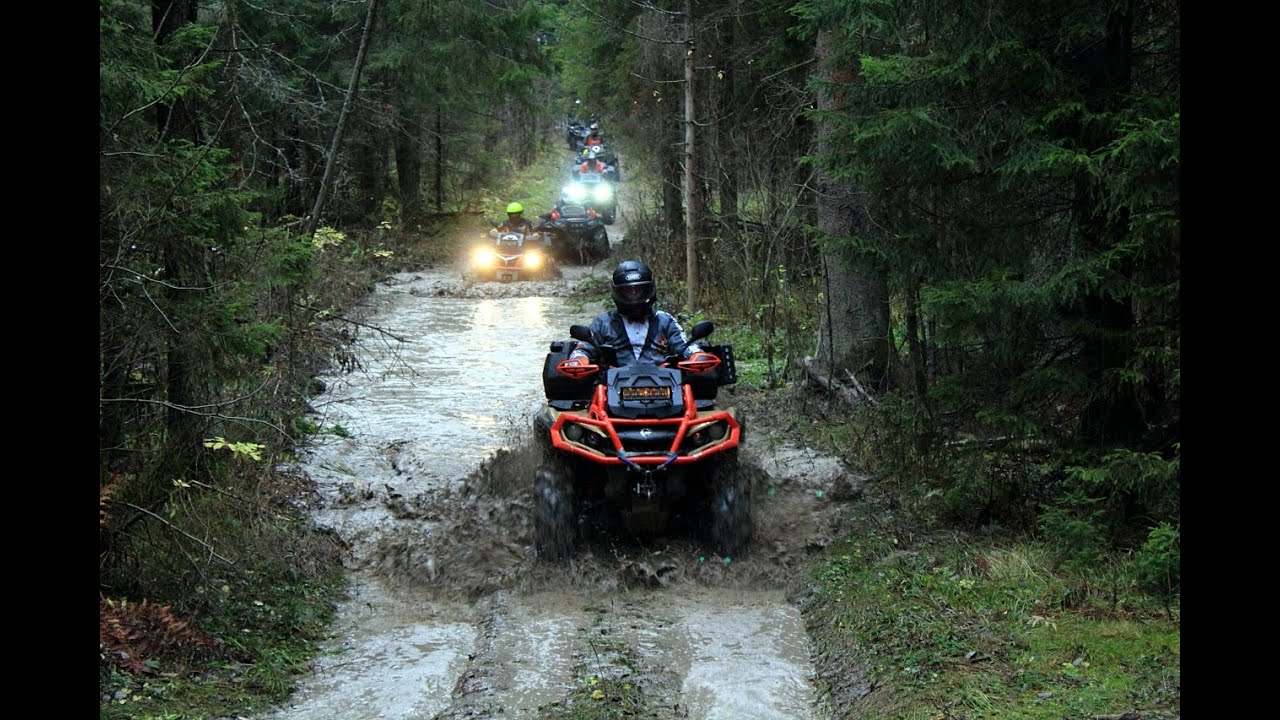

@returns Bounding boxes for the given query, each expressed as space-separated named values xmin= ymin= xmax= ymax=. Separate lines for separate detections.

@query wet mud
xmin=260 ymin=206 xmax=860 ymax=719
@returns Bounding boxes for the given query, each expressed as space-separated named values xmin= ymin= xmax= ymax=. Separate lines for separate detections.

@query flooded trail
xmin=261 ymin=230 xmax=853 ymax=719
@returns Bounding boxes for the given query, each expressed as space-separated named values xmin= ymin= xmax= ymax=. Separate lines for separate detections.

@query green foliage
xmin=1039 ymin=491 xmax=1109 ymax=573
xmin=1065 ymin=447 xmax=1181 ymax=523
xmin=1134 ymin=522 xmax=1180 ymax=600
xmin=787 ymin=0 xmax=1179 ymax=551
xmin=203 ymin=437 xmax=266 ymax=462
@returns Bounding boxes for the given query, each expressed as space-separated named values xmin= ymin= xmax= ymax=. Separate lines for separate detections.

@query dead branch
xmin=111 ymin=501 xmax=236 ymax=566
xmin=802 ymin=356 xmax=877 ymax=408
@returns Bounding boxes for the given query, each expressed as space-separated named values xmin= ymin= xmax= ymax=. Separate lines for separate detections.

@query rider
xmin=577 ymin=149 xmax=610 ymax=176
xmin=568 ymin=260 xmax=703 ymax=367
xmin=497 ymin=201 xmax=537 ymax=235
xmin=496 ymin=201 xmax=554 ymax=253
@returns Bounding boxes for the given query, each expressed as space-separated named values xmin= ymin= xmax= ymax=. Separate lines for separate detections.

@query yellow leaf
xmin=591 ymin=690 xmax=605 ymax=700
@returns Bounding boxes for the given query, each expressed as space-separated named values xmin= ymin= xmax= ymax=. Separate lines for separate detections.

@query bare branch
xmin=98 ymin=397 xmax=296 ymax=443
xmin=101 ymin=263 xmax=219 ymax=292
xmin=575 ymin=0 xmax=688 ymax=44
xmin=630 ymin=72 xmax=686 ymax=84
xmin=294 ymin=301 xmax=409 ymax=343
xmin=630 ymin=0 xmax=682 ymax=15
xmin=111 ymin=500 xmax=236 ymax=566
xmin=757 ymin=57 xmax=815 ymax=85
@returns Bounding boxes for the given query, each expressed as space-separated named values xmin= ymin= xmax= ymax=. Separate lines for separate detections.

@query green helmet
xmin=506 ymin=201 xmax=523 ymax=214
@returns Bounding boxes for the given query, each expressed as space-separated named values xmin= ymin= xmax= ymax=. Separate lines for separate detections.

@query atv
xmin=560 ymin=172 xmax=617 ymax=225
xmin=539 ymin=203 xmax=610 ymax=265
xmin=532 ymin=321 xmax=748 ymax=560
xmin=466 ymin=229 xmax=559 ymax=282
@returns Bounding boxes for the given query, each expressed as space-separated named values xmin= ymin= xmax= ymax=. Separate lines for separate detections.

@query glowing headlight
xmin=524 ymin=249 xmax=543 ymax=269
xmin=564 ymin=183 xmax=587 ymax=202
xmin=592 ymin=184 xmax=613 ymax=202
xmin=472 ymin=247 xmax=495 ymax=267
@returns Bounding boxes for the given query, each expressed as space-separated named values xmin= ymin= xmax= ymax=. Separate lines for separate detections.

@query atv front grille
xmin=615 ymin=427 xmax=678 ymax=453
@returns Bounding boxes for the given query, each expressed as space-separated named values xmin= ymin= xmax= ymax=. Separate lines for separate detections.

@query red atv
xmin=532 ymin=321 xmax=748 ymax=559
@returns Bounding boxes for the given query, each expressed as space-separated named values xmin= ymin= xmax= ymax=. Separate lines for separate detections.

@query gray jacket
xmin=570 ymin=309 xmax=701 ymax=366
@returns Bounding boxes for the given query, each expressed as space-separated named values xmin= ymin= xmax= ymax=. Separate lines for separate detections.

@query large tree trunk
xmin=812 ymin=29 xmax=891 ymax=387
xmin=153 ymin=0 xmax=212 ymax=489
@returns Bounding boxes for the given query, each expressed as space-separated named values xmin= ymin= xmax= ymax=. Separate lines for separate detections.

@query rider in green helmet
xmin=498 ymin=201 xmax=536 ymax=235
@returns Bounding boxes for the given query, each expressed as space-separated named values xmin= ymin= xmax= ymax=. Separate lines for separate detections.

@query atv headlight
xmin=592 ymin=184 xmax=613 ymax=202
xmin=524 ymin=249 xmax=543 ymax=269
xmin=564 ymin=183 xmax=587 ymax=202
xmin=562 ymin=421 xmax=608 ymax=449
xmin=472 ymin=247 xmax=495 ymax=267
xmin=683 ymin=420 xmax=728 ymax=452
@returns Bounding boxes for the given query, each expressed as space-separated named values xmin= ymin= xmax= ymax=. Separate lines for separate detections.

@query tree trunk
xmin=714 ymin=7 xmax=739 ymax=247
xmin=355 ymin=120 xmax=388 ymax=223
xmin=812 ymin=28 xmax=891 ymax=387
xmin=304 ymin=0 xmax=382 ymax=237
xmin=683 ymin=0 xmax=699 ymax=310
xmin=435 ymin=105 xmax=445 ymax=213
xmin=153 ymin=0 xmax=212 ymax=489
xmin=396 ymin=111 xmax=423 ymax=229
xmin=663 ymin=127 xmax=684 ymax=247
xmin=906 ymin=282 xmax=929 ymax=404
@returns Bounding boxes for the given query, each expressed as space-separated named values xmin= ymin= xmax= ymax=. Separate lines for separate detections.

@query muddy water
xmin=262 ymin=254 xmax=846 ymax=718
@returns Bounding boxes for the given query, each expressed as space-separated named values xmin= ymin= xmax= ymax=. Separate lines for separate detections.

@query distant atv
xmin=539 ymin=203 xmax=610 ymax=265
xmin=560 ymin=173 xmax=617 ymax=225
xmin=532 ymin=321 xmax=747 ymax=559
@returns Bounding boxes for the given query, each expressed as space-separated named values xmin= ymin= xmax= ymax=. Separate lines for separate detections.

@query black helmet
xmin=611 ymin=260 xmax=656 ymax=315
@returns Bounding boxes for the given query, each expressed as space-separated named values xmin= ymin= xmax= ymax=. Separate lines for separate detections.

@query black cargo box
xmin=686 ymin=343 xmax=737 ymax=400
xmin=543 ymin=340 xmax=596 ymax=403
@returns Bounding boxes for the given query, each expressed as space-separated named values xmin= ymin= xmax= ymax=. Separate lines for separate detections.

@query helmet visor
xmin=617 ymin=283 xmax=651 ymax=302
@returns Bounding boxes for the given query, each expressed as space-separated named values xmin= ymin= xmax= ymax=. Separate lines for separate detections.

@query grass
xmin=479 ymin=141 xmax=572 ymax=224
xmin=802 ymin=519 xmax=1180 ymax=719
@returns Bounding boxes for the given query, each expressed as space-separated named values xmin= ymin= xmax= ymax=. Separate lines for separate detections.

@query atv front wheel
xmin=708 ymin=450 xmax=751 ymax=557
xmin=534 ymin=463 xmax=575 ymax=560
xmin=593 ymin=230 xmax=611 ymax=262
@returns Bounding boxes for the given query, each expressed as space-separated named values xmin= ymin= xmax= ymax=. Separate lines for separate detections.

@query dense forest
xmin=101 ymin=0 xmax=1178 ymax=715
